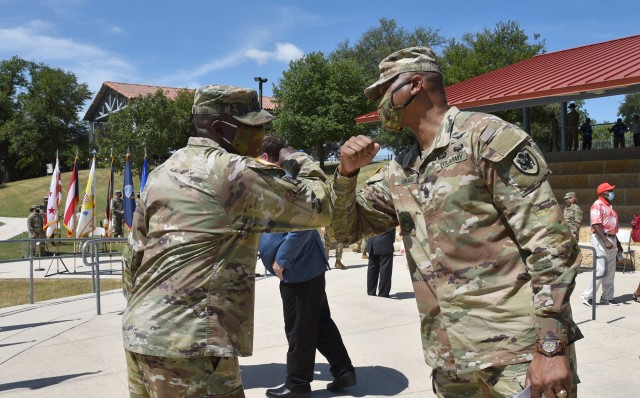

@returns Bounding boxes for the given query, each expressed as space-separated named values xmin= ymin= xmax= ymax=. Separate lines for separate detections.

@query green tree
xmin=0 ymin=57 xmax=91 ymax=182
xmin=97 ymin=89 xmax=194 ymax=174
xmin=440 ymin=20 xmax=545 ymax=86
xmin=618 ymin=93 xmax=640 ymax=123
xmin=330 ymin=18 xmax=446 ymax=155
xmin=273 ymin=52 xmax=370 ymax=170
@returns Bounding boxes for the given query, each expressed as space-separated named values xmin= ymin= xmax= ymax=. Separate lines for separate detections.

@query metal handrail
xmin=578 ymin=243 xmax=600 ymax=320
xmin=0 ymin=237 xmax=125 ymax=310
xmin=81 ymin=238 xmax=127 ymax=315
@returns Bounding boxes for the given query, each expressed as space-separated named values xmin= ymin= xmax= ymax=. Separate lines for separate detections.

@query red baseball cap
xmin=597 ymin=182 xmax=616 ymax=195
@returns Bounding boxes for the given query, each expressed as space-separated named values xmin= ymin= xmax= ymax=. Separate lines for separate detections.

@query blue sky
xmin=0 ymin=0 xmax=638 ymax=123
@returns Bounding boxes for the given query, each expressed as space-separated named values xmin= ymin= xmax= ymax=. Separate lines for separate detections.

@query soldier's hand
xmin=526 ymin=354 xmax=572 ymax=398
xmin=272 ymin=260 xmax=285 ymax=281
xmin=338 ymin=135 xmax=380 ymax=177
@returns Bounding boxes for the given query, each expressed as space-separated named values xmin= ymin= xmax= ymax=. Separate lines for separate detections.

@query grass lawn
xmin=0 ymin=161 xmax=387 ymax=218
xmin=0 ymin=278 xmax=123 ymax=308
xmin=0 ymin=167 xmax=126 ymax=218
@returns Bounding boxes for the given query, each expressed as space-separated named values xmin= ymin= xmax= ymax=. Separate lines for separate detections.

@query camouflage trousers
xmin=113 ymin=217 xmax=124 ymax=237
xmin=125 ymin=350 xmax=244 ymax=398
xmin=322 ymin=234 xmax=343 ymax=261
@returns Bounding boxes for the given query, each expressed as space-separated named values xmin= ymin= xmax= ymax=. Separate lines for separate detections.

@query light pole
xmin=254 ymin=77 xmax=268 ymax=109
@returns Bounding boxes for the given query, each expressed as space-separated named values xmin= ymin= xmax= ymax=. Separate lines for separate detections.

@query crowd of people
xmin=118 ymin=46 xmax=640 ymax=398
xmin=550 ymin=103 xmax=640 ymax=151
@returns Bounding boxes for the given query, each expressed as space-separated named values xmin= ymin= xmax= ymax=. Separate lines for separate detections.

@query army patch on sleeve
xmin=512 ymin=148 xmax=539 ymax=175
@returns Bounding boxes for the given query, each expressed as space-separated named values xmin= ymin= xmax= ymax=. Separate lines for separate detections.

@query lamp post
xmin=254 ymin=77 xmax=268 ymax=109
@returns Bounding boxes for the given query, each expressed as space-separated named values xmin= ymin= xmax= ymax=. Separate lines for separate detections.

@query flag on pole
xmin=140 ymin=153 xmax=148 ymax=194
xmin=104 ymin=152 xmax=115 ymax=237
xmin=63 ymin=155 xmax=79 ymax=237
xmin=44 ymin=155 xmax=62 ymax=238
xmin=123 ymin=152 xmax=136 ymax=230
xmin=76 ymin=156 xmax=97 ymax=238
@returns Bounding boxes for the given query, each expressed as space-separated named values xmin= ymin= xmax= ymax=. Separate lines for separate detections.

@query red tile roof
xmin=84 ymin=82 xmax=277 ymax=121
xmin=103 ymin=81 xmax=192 ymax=100
xmin=356 ymin=34 xmax=640 ymax=123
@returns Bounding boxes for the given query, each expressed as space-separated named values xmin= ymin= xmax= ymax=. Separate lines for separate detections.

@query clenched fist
xmin=338 ymin=135 xmax=380 ymax=177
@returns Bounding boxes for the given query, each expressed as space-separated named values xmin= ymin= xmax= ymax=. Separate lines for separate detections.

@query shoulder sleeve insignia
xmin=513 ymin=148 xmax=539 ymax=175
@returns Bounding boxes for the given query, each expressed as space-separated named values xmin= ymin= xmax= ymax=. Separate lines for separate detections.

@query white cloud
xmin=0 ymin=21 xmax=135 ymax=93
xmin=245 ymin=42 xmax=304 ymax=65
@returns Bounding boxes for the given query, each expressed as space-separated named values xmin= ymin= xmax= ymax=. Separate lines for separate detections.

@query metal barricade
xmin=0 ymin=237 xmax=125 ymax=312
xmin=578 ymin=243 xmax=600 ymax=320
xmin=81 ymin=238 xmax=127 ymax=315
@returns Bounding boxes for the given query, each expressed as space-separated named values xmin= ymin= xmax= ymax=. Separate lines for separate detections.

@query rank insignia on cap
xmin=513 ymin=148 xmax=539 ymax=175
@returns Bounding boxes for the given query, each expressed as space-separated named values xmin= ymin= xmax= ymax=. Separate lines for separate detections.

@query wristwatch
xmin=536 ymin=338 xmax=567 ymax=357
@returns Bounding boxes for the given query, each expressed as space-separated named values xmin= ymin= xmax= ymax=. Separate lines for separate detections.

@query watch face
xmin=541 ymin=338 xmax=558 ymax=353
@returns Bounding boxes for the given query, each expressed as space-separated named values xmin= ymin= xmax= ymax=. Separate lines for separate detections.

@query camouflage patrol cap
xmin=563 ymin=192 xmax=576 ymax=199
xmin=192 ymin=85 xmax=273 ymax=126
xmin=364 ymin=46 xmax=442 ymax=101
xmin=115 ymin=190 xmax=122 ymax=194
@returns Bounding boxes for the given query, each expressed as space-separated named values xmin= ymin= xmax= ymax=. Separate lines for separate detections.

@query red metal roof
xmin=356 ymin=34 xmax=640 ymax=123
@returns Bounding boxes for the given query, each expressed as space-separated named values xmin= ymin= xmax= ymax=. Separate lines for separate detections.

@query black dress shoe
xmin=265 ymin=385 xmax=310 ymax=398
xmin=327 ymin=370 xmax=357 ymax=392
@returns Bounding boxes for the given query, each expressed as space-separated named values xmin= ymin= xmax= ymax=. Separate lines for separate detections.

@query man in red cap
xmin=580 ymin=182 xmax=624 ymax=306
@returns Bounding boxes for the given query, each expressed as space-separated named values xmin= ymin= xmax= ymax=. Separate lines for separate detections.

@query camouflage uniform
xmin=111 ymin=194 xmax=124 ymax=237
xmin=27 ymin=208 xmax=45 ymax=256
xmin=123 ymin=86 xmax=331 ymax=397
xmin=563 ymin=203 xmax=583 ymax=240
xmin=567 ymin=107 xmax=580 ymax=151
xmin=322 ymin=226 xmax=344 ymax=268
xmin=331 ymin=106 xmax=582 ymax=393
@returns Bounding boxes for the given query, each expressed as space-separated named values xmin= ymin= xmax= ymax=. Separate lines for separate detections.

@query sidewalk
xmin=2 ymin=249 xmax=640 ymax=397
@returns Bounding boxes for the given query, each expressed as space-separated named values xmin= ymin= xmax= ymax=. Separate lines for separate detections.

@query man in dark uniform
xmin=366 ymin=228 xmax=396 ymax=297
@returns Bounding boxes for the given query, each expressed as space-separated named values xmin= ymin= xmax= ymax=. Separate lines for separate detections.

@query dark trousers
xmin=582 ymin=137 xmax=592 ymax=150
xmin=279 ymin=273 xmax=354 ymax=392
xmin=614 ymin=136 xmax=625 ymax=148
xmin=367 ymin=254 xmax=393 ymax=297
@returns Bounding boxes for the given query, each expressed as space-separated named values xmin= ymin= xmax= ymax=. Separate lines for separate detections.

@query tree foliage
xmin=0 ymin=56 xmax=91 ymax=182
xmin=618 ymin=93 xmax=640 ymax=123
xmin=330 ymin=18 xmax=446 ymax=154
xmin=97 ymin=89 xmax=194 ymax=174
xmin=440 ymin=20 xmax=546 ymax=86
xmin=272 ymin=52 xmax=370 ymax=170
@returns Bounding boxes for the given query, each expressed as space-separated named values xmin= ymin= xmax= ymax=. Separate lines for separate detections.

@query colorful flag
xmin=104 ymin=153 xmax=115 ymax=237
xmin=63 ymin=156 xmax=79 ymax=237
xmin=44 ymin=155 xmax=62 ymax=238
xmin=76 ymin=157 xmax=97 ymax=238
xmin=123 ymin=152 xmax=136 ymax=230
xmin=140 ymin=155 xmax=148 ymax=194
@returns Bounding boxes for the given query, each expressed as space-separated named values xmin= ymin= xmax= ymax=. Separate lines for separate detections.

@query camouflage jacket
xmin=563 ymin=204 xmax=583 ymax=235
xmin=331 ymin=107 xmax=582 ymax=374
xmin=123 ymin=137 xmax=332 ymax=358
xmin=27 ymin=213 xmax=43 ymax=238
xmin=111 ymin=197 xmax=124 ymax=219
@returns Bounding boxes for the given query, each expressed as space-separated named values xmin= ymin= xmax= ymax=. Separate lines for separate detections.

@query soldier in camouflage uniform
xmin=331 ymin=47 xmax=581 ymax=398
xmin=27 ymin=205 xmax=45 ymax=256
xmin=322 ymin=226 xmax=346 ymax=269
xmin=563 ymin=192 xmax=582 ymax=241
xmin=122 ymin=85 xmax=333 ymax=398
xmin=111 ymin=190 xmax=124 ymax=237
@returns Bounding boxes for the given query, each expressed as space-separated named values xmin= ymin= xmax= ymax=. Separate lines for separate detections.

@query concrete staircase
xmin=546 ymin=147 xmax=640 ymax=226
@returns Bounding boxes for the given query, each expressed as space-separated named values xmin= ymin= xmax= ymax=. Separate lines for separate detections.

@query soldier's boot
xmin=361 ymin=252 xmax=368 ymax=259
xmin=334 ymin=261 xmax=347 ymax=270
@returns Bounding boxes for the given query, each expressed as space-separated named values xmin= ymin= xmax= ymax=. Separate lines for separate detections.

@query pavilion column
xmin=560 ymin=102 xmax=568 ymax=151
